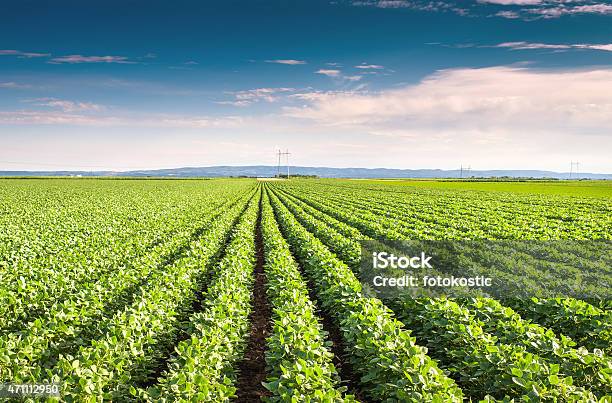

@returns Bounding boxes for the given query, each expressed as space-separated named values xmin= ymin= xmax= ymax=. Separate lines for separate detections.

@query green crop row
xmin=0 ymin=191 xmax=249 ymax=384
xmin=266 ymin=186 xmax=464 ymax=402
xmin=47 ymin=191 xmax=254 ymax=400
xmin=147 ymin=190 xmax=260 ymax=401
xmin=0 ymin=180 xmax=254 ymax=334
xmin=275 ymin=184 xmax=610 ymax=347
xmin=505 ymin=297 xmax=612 ymax=354
xmin=462 ymin=297 xmax=612 ymax=396
xmin=299 ymin=180 xmax=611 ymax=240
xmin=268 ymin=185 xmax=606 ymax=399
xmin=260 ymin=190 xmax=352 ymax=402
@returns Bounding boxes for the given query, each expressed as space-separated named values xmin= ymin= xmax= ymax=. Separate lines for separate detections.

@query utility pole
xmin=460 ymin=164 xmax=463 ymax=179
xmin=285 ymin=149 xmax=291 ymax=179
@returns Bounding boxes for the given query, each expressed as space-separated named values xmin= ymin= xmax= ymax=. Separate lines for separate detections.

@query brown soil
xmin=235 ymin=197 xmax=273 ymax=402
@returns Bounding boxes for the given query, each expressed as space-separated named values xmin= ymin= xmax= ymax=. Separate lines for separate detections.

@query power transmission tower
xmin=275 ymin=149 xmax=291 ymax=178
xmin=569 ymin=161 xmax=580 ymax=179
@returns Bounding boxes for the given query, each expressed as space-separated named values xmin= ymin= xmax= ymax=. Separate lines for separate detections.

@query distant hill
xmin=1 ymin=165 xmax=611 ymax=179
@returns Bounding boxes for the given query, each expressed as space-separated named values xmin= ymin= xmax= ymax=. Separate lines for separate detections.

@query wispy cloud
xmin=496 ymin=41 xmax=612 ymax=52
xmin=26 ymin=98 xmax=105 ymax=112
xmin=316 ymin=68 xmax=369 ymax=82
xmin=491 ymin=2 xmax=612 ymax=19
xmin=265 ymin=59 xmax=306 ymax=65
xmin=527 ymin=3 xmax=612 ymax=18
xmin=351 ymin=1 xmax=466 ymax=15
xmin=495 ymin=10 xmax=521 ymax=18
xmin=350 ymin=0 xmax=612 ymax=19
xmin=0 ymin=82 xmax=32 ymax=89
xmin=215 ymin=100 xmax=252 ymax=107
xmin=315 ymin=69 xmax=341 ymax=77
xmin=0 ymin=110 xmax=245 ymax=129
xmin=479 ymin=0 xmax=541 ymax=4
xmin=0 ymin=49 xmax=50 ymax=58
xmin=344 ymin=75 xmax=364 ymax=81
xmin=218 ymin=87 xmax=296 ymax=107
xmin=369 ymin=0 xmax=412 ymax=8
xmin=355 ymin=64 xmax=385 ymax=69
xmin=48 ymin=55 xmax=135 ymax=64
xmin=289 ymin=89 xmax=369 ymax=102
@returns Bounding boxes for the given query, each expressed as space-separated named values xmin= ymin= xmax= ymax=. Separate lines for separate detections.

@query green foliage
xmin=148 ymin=193 xmax=260 ymax=402
xmin=268 ymin=188 xmax=463 ymax=402
xmin=260 ymin=191 xmax=352 ymax=401
xmin=0 ymin=178 xmax=609 ymax=402
xmin=269 ymin=181 xmax=610 ymax=400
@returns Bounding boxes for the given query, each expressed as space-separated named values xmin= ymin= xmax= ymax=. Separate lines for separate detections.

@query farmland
xmin=0 ymin=178 xmax=610 ymax=401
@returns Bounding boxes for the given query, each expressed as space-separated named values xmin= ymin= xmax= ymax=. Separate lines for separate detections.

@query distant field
xmin=343 ymin=178 xmax=612 ymax=198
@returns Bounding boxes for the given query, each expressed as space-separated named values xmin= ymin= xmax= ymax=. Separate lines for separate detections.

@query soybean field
xmin=0 ymin=178 xmax=610 ymax=402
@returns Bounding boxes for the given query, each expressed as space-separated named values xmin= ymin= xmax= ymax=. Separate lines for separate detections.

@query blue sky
xmin=1 ymin=0 xmax=611 ymax=172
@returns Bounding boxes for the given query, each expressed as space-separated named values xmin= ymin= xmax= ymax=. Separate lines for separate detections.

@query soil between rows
xmin=235 ymin=195 xmax=273 ymax=402
xmin=267 ymin=186 xmax=369 ymax=402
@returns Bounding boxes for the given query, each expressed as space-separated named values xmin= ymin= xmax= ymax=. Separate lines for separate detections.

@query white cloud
xmin=479 ymin=0 xmax=541 ymax=4
xmin=576 ymin=44 xmax=612 ymax=52
xmin=27 ymin=98 xmax=104 ymax=112
xmin=355 ymin=64 xmax=385 ymax=69
xmin=373 ymin=0 xmax=412 ymax=8
xmin=218 ymin=87 xmax=296 ymax=106
xmin=351 ymin=0 xmax=460 ymax=13
xmin=0 ymin=111 xmax=119 ymax=126
xmin=290 ymin=90 xmax=367 ymax=102
xmin=496 ymin=41 xmax=612 ymax=52
xmin=495 ymin=10 xmax=521 ymax=18
xmin=3 ymin=64 xmax=611 ymax=172
xmin=0 ymin=49 xmax=50 ymax=58
xmin=496 ymin=42 xmax=570 ymax=50
xmin=528 ymin=3 xmax=612 ymax=17
xmin=265 ymin=59 xmax=306 ymax=65
xmin=571 ymin=4 xmax=612 ymax=13
xmin=277 ymin=66 xmax=612 ymax=171
xmin=315 ymin=69 xmax=341 ymax=77
xmin=215 ymin=100 xmax=252 ymax=107
xmin=344 ymin=75 xmax=364 ymax=81
xmin=0 ymin=82 xmax=32 ymax=89
xmin=48 ymin=55 xmax=134 ymax=64
xmin=0 ymin=110 xmax=245 ymax=129
xmin=284 ymin=66 xmax=612 ymax=132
